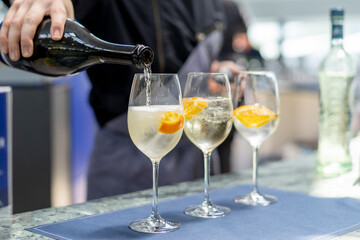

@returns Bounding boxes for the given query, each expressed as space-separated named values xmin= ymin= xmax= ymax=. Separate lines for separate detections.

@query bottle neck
xmin=331 ymin=19 xmax=344 ymax=48
xmin=93 ymin=42 xmax=153 ymax=69
xmin=61 ymin=18 xmax=154 ymax=69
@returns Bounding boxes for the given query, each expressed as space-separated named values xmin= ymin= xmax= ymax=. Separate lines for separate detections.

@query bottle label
xmin=317 ymin=72 xmax=353 ymax=176
xmin=332 ymin=24 xmax=343 ymax=39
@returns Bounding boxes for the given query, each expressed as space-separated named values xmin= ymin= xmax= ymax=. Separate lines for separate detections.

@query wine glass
xmin=232 ymin=71 xmax=280 ymax=206
xmin=183 ymin=72 xmax=233 ymax=218
xmin=128 ymin=73 xmax=184 ymax=233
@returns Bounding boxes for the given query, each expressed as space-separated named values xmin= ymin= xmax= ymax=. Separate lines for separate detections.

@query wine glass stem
xmin=151 ymin=161 xmax=160 ymax=220
xmin=252 ymin=146 xmax=259 ymax=192
xmin=203 ymin=151 xmax=212 ymax=204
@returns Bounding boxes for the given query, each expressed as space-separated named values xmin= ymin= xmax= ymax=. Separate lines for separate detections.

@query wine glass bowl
xmin=232 ymin=71 xmax=280 ymax=206
xmin=128 ymin=73 xmax=184 ymax=233
xmin=183 ymin=72 xmax=233 ymax=218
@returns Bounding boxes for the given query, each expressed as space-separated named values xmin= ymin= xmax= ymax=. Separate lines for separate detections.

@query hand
xmin=0 ymin=0 xmax=74 ymax=61
xmin=210 ymin=60 xmax=244 ymax=82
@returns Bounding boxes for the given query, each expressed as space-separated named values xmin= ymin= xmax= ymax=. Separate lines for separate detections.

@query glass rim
xmin=134 ymin=73 xmax=178 ymax=76
xmin=238 ymin=70 xmax=275 ymax=75
xmin=187 ymin=72 xmax=226 ymax=76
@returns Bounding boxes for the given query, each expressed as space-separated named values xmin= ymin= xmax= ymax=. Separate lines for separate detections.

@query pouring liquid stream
xmin=144 ymin=67 xmax=152 ymax=106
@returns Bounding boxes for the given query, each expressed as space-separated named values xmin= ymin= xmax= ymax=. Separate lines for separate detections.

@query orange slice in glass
xmin=233 ymin=105 xmax=276 ymax=128
xmin=182 ymin=97 xmax=208 ymax=120
xmin=158 ymin=111 xmax=184 ymax=134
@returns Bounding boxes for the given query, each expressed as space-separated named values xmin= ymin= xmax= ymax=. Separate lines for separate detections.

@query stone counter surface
xmin=1 ymin=153 xmax=359 ymax=239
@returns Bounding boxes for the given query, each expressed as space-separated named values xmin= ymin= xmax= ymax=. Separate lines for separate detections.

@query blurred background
xmin=229 ymin=0 xmax=360 ymax=172
xmin=0 ymin=0 xmax=359 ymax=213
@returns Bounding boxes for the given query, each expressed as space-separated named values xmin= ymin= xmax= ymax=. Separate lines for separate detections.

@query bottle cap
xmin=330 ymin=7 xmax=344 ymax=17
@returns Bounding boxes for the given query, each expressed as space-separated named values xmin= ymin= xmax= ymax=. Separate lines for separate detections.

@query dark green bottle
xmin=0 ymin=18 xmax=154 ymax=77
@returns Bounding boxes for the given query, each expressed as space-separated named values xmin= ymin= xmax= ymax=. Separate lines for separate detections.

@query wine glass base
xmin=129 ymin=216 xmax=180 ymax=233
xmin=184 ymin=201 xmax=230 ymax=218
xmin=234 ymin=190 xmax=277 ymax=206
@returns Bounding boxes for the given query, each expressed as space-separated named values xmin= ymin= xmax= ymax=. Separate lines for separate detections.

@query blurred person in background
xmin=0 ymin=0 xmax=242 ymax=200
xmin=219 ymin=0 xmax=264 ymax=71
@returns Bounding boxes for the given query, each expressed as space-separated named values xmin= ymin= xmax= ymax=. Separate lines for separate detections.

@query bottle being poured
xmin=0 ymin=17 xmax=154 ymax=77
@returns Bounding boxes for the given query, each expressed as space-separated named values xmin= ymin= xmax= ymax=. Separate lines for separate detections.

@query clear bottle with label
xmin=317 ymin=7 xmax=356 ymax=177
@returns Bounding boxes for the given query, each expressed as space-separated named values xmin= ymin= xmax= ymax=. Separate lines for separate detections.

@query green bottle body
xmin=0 ymin=18 xmax=154 ymax=77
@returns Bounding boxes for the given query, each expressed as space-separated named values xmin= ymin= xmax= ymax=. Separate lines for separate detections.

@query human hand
xmin=210 ymin=60 xmax=243 ymax=83
xmin=0 ymin=0 xmax=74 ymax=61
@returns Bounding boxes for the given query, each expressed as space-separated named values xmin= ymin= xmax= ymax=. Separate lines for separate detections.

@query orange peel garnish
xmin=233 ymin=105 xmax=276 ymax=128
xmin=182 ymin=97 xmax=208 ymax=120
xmin=158 ymin=111 xmax=184 ymax=134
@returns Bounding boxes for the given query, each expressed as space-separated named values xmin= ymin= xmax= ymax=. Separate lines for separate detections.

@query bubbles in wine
xmin=144 ymin=67 xmax=152 ymax=106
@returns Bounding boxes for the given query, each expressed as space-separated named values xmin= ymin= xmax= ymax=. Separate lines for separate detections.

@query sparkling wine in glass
xmin=232 ymin=71 xmax=280 ymax=206
xmin=128 ymin=73 xmax=184 ymax=233
xmin=183 ymin=72 xmax=233 ymax=218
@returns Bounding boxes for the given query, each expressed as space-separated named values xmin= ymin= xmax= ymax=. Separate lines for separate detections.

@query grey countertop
xmin=1 ymin=153 xmax=360 ymax=239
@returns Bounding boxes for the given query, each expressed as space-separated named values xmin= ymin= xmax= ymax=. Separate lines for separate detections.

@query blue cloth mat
xmin=26 ymin=185 xmax=360 ymax=240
